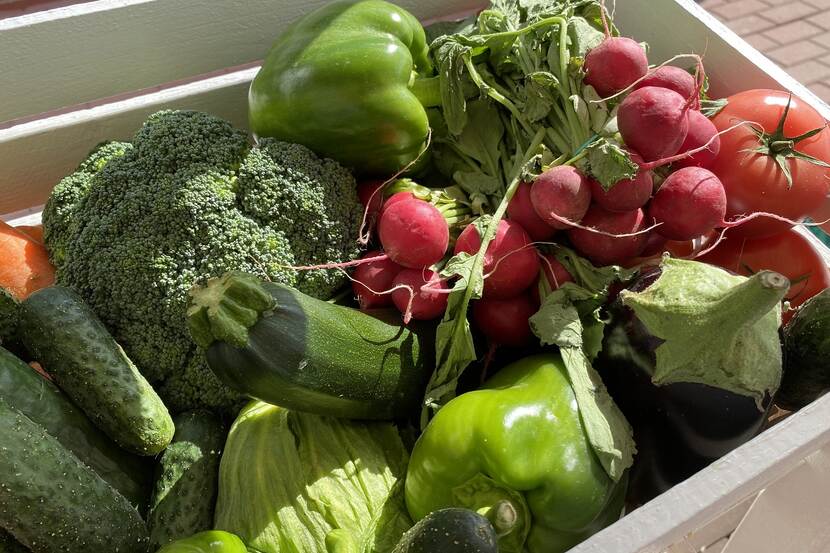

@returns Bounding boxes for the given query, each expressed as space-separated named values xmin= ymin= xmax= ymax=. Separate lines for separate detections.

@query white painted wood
xmin=667 ymin=497 xmax=756 ymax=553
xmin=0 ymin=66 xmax=256 ymax=215
xmin=0 ymin=0 xmax=485 ymax=123
xmin=569 ymin=393 xmax=830 ymax=553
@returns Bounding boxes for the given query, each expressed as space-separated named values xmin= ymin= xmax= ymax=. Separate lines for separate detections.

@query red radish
xmin=588 ymin=150 xmax=653 ymax=212
xmin=358 ymin=180 xmax=385 ymax=218
xmin=381 ymin=191 xmax=416 ymax=214
xmin=507 ymin=181 xmax=557 ymax=241
xmin=351 ymin=250 xmax=403 ymax=310
xmin=378 ymin=199 xmax=449 ymax=269
xmin=583 ymin=37 xmax=649 ymax=98
xmin=649 ymin=166 xmax=726 ymax=241
xmin=531 ymin=252 xmax=574 ymax=303
xmin=639 ymin=232 xmax=669 ymax=258
xmin=633 ymin=65 xmax=696 ymax=99
xmin=673 ymin=110 xmax=721 ymax=169
xmin=567 ymin=206 xmax=649 ymax=265
xmin=618 ymin=86 xmax=691 ymax=162
xmin=530 ymin=166 xmax=592 ymax=229
xmin=391 ymin=268 xmax=448 ymax=322
xmin=472 ymin=293 xmax=537 ymax=347
xmin=454 ymin=219 xmax=540 ymax=299
xmin=539 ymin=253 xmax=573 ymax=290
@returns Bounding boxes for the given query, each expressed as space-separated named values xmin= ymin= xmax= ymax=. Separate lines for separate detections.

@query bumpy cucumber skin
xmin=18 ymin=286 xmax=174 ymax=456
xmin=0 ymin=397 xmax=149 ymax=552
xmin=148 ymin=410 xmax=226 ymax=550
xmin=392 ymin=508 xmax=498 ymax=553
xmin=206 ymin=282 xmax=434 ymax=420
xmin=780 ymin=290 xmax=830 ymax=410
xmin=0 ymin=346 xmax=151 ymax=509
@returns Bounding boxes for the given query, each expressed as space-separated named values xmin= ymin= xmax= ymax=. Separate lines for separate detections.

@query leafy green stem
xmin=463 ymin=56 xmax=536 ymax=137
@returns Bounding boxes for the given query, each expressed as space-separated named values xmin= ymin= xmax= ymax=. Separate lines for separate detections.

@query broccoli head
xmin=43 ymin=110 xmax=364 ymax=412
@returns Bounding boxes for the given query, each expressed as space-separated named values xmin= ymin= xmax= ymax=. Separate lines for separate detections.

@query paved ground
xmin=701 ymin=0 xmax=830 ymax=102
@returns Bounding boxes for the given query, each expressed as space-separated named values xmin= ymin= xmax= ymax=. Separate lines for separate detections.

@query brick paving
xmin=702 ymin=0 xmax=830 ymax=102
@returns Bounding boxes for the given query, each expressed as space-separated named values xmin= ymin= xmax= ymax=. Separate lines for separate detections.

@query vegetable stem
xmin=410 ymin=75 xmax=443 ymax=108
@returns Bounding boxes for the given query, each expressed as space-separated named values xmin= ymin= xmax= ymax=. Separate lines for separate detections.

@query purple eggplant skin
xmin=596 ymin=268 xmax=773 ymax=506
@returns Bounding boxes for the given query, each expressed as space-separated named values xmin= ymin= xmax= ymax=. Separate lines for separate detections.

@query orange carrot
xmin=15 ymin=224 xmax=43 ymax=243
xmin=0 ymin=220 xmax=55 ymax=299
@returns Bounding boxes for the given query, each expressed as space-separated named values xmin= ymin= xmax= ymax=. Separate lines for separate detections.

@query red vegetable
xmin=583 ymin=37 xmax=648 ymax=98
xmin=507 ymin=181 xmax=557 ymax=241
xmin=710 ymin=89 xmax=830 ymax=238
xmin=674 ymin=110 xmax=721 ymax=169
xmin=567 ymin=206 xmax=649 ymax=266
xmin=454 ymin=219 xmax=540 ymax=299
xmin=648 ymin=167 xmax=726 ymax=241
xmin=699 ymin=228 xmax=830 ymax=324
xmin=633 ymin=65 xmax=696 ymax=99
xmin=589 ymin=149 xmax=653 ymax=212
xmin=351 ymin=250 xmax=403 ymax=310
xmin=378 ymin=199 xmax=449 ymax=269
xmin=530 ymin=165 xmax=592 ymax=229
xmin=391 ymin=268 xmax=449 ymax=321
xmin=472 ymin=293 xmax=537 ymax=347
xmin=618 ymin=86 xmax=691 ymax=162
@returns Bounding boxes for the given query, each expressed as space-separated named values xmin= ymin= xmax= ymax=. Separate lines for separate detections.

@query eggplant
xmin=595 ymin=261 xmax=788 ymax=505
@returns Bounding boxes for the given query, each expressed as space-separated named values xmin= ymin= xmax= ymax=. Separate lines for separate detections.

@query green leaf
xmin=585 ymin=137 xmax=639 ymax=190
xmin=698 ymin=97 xmax=727 ymax=120
xmin=432 ymin=36 xmax=474 ymax=135
xmin=522 ymin=71 xmax=560 ymax=122
xmin=555 ymin=246 xmax=636 ymax=293
xmin=567 ymin=15 xmax=605 ymax=58
xmin=620 ymin=258 xmax=788 ymax=405
xmin=529 ymin=288 xmax=636 ymax=482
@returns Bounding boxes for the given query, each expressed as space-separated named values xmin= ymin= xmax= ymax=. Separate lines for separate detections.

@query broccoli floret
xmin=44 ymin=110 xmax=363 ymax=412
xmin=0 ymin=287 xmax=18 ymax=346
xmin=42 ymin=141 xmax=132 ymax=265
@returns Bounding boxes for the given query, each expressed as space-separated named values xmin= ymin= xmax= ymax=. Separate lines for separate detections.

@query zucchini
xmin=392 ymin=508 xmax=498 ymax=553
xmin=187 ymin=272 xmax=434 ymax=420
xmin=18 ymin=286 xmax=174 ymax=455
xmin=0 ymin=346 xmax=151 ymax=509
xmin=779 ymin=289 xmax=830 ymax=410
xmin=0 ymin=397 xmax=149 ymax=553
xmin=148 ymin=410 xmax=226 ymax=550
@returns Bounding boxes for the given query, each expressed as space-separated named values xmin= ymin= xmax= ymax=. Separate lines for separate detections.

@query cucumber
xmin=148 ymin=410 xmax=226 ymax=550
xmin=392 ymin=509 xmax=498 ymax=553
xmin=188 ymin=272 xmax=434 ymax=420
xmin=0 ymin=528 xmax=29 ymax=553
xmin=18 ymin=286 xmax=174 ymax=455
xmin=0 ymin=346 xmax=151 ymax=509
xmin=0 ymin=397 xmax=149 ymax=553
xmin=779 ymin=289 xmax=830 ymax=410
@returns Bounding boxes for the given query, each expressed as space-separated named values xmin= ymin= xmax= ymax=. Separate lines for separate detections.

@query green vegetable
xmin=156 ymin=531 xmax=248 ymax=553
xmin=0 ymin=346 xmax=150 ymax=509
xmin=0 ymin=287 xmax=19 ymax=347
xmin=0 ymin=396 xmax=148 ymax=553
xmin=391 ymin=508 xmax=497 ymax=553
xmin=18 ymin=286 xmax=174 ymax=456
xmin=214 ymin=401 xmax=412 ymax=553
xmin=149 ymin=411 xmax=226 ymax=550
xmin=421 ymin=1 xmax=636 ymax=426
xmin=187 ymin=272 xmax=433 ymax=420
xmin=0 ymin=528 xmax=28 ymax=553
xmin=42 ymin=110 xmax=364 ymax=412
xmin=249 ymin=0 xmax=437 ymax=175
xmin=406 ymin=353 xmax=626 ymax=553
xmin=779 ymin=289 xmax=830 ymax=410
xmin=619 ymin=258 xmax=788 ymax=405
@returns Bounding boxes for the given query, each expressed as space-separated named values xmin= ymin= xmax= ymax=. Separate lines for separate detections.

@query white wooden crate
xmin=1 ymin=1 xmax=829 ymax=552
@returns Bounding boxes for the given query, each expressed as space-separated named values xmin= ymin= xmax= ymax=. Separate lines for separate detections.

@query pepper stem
xmin=485 ymin=500 xmax=519 ymax=537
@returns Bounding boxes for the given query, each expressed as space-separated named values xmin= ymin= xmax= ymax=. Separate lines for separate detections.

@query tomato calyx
xmin=743 ymin=94 xmax=830 ymax=189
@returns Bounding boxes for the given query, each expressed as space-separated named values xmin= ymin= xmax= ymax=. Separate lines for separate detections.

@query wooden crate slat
xmin=0 ymin=0 xmax=484 ymax=123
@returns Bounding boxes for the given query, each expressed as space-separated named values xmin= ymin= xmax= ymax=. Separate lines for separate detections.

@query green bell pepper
xmin=405 ymin=353 xmax=627 ymax=553
xmin=249 ymin=0 xmax=440 ymax=176
xmin=156 ymin=531 xmax=249 ymax=553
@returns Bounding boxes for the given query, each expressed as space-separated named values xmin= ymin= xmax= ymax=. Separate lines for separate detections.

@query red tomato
xmin=710 ymin=90 xmax=830 ymax=238
xmin=699 ymin=228 xmax=830 ymax=323
xmin=813 ymin=197 xmax=830 ymax=235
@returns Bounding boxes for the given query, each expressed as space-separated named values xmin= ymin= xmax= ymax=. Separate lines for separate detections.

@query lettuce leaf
xmin=215 ymin=402 xmax=411 ymax=553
